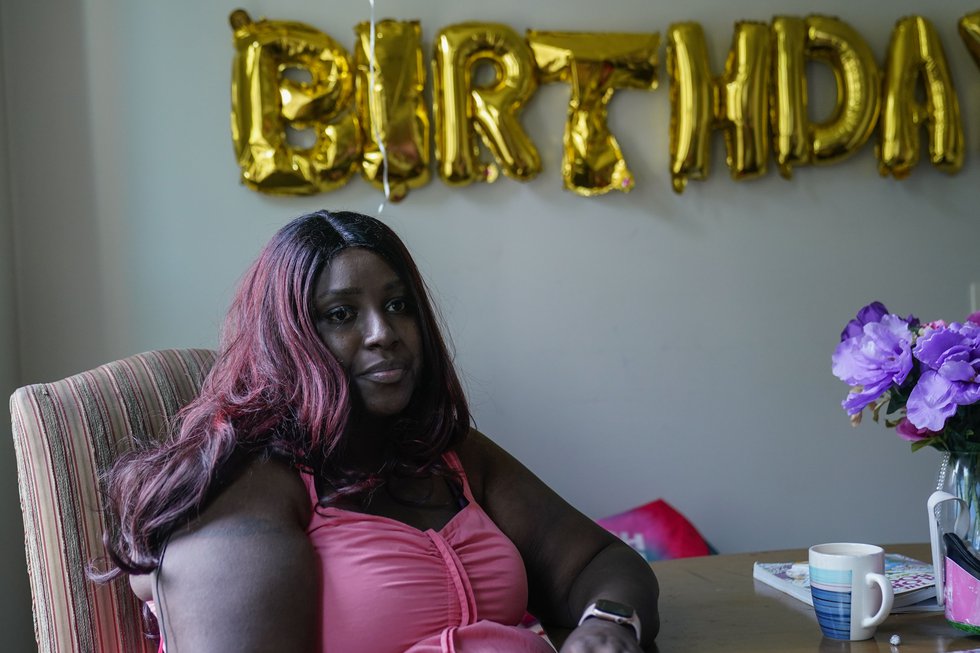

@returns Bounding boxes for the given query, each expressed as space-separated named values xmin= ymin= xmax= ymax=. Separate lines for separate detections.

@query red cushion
xmin=596 ymin=499 xmax=712 ymax=560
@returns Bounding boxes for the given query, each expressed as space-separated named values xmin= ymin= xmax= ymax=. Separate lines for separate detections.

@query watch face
xmin=594 ymin=599 xmax=633 ymax=619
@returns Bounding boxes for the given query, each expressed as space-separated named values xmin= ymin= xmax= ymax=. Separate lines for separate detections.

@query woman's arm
xmin=458 ymin=431 xmax=659 ymax=652
xmin=153 ymin=456 xmax=317 ymax=652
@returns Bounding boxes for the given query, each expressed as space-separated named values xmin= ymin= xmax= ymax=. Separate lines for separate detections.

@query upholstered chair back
xmin=9 ymin=349 xmax=217 ymax=653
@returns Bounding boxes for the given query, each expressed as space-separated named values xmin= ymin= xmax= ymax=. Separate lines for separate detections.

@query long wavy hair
xmin=101 ymin=210 xmax=470 ymax=577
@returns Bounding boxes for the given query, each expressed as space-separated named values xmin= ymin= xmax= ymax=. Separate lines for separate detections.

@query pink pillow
xmin=596 ymin=499 xmax=712 ymax=560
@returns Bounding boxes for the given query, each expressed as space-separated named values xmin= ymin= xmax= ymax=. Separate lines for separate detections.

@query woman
xmin=105 ymin=210 xmax=659 ymax=652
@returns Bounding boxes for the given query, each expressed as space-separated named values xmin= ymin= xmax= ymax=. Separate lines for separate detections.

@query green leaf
xmin=911 ymin=437 xmax=941 ymax=452
xmin=887 ymin=395 xmax=901 ymax=415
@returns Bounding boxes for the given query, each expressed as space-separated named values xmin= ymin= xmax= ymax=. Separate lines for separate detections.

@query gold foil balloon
xmin=719 ymin=23 xmax=772 ymax=184
xmin=667 ymin=22 xmax=770 ymax=193
xmin=666 ymin=23 xmax=713 ymax=193
xmin=771 ymin=17 xmax=809 ymax=177
xmin=959 ymin=11 xmax=980 ymax=69
xmin=878 ymin=15 xmax=964 ymax=179
xmin=432 ymin=22 xmax=540 ymax=186
xmin=807 ymin=17 xmax=880 ymax=167
xmin=771 ymin=16 xmax=880 ymax=178
xmin=229 ymin=10 xmax=361 ymax=194
xmin=354 ymin=20 xmax=430 ymax=202
xmin=528 ymin=31 xmax=659 ymax=196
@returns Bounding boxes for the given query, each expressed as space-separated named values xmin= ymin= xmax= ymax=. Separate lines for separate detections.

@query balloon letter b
xmin=229 ymin=10 xmax=360 ymax=194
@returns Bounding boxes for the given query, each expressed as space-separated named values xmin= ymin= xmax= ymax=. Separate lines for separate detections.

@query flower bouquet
xmin=831 ymin=302 xmax=980 ymax=453
xmin=832 ymin=301 xmax=980 ymax=549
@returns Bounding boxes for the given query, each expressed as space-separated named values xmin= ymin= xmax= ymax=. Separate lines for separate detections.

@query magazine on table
xmin=753 ymin=552 xmax=940 ymax=613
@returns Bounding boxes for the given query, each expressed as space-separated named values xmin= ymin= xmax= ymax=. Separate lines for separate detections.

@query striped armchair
xmin=9 ymin=349 xmax=217 ymax=653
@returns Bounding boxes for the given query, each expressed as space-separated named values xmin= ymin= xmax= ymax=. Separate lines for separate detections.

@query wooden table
xmin=650 ymin=543 xmax=980 ymax=652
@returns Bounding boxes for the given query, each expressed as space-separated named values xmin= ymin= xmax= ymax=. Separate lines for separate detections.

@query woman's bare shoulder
xmin=129 ymin=456 xmax=310 ymax=601
xmin=454 ymin=429 xmax=496 ymax=499
xmin=212 ymin=454 xmax=313 ymax=524
xmin=155 ymin=455 xmax=318 ymax=650
xmin=456 ymin=427 xmax=495 ymax=457
xmin=164 ymin=453 xmax=314 ymax=558
xmin=455 ymin=429 xmax=523 ymax=480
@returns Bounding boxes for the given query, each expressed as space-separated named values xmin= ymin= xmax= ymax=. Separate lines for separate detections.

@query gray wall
xmin=0 ymin=0 xmax=32 ymax=649
xmin=3 ymin=0 xmax=979 ymax=649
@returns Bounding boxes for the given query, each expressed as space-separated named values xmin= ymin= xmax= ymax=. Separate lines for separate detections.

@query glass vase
xmin=937 ymin=452 xmax=980 ymax=551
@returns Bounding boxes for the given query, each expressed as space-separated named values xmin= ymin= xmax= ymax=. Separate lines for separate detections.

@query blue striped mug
xmin=809 ymin=543 xmax=895 ymax=640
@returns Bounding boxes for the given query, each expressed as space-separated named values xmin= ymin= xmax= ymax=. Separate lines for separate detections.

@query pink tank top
xmin=301 ymin=452 xmax=554 ymax=653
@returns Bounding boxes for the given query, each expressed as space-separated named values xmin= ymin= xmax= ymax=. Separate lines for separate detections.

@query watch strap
xmin=577 ymin=599 xmax=641 ymax=642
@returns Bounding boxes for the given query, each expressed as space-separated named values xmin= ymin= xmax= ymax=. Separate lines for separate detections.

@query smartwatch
xmin=578 ymin=598 xmax=641 ymax=642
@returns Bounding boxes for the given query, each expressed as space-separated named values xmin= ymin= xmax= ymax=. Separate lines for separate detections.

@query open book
xmin=753 ymin=552 xmax=940 ymax=613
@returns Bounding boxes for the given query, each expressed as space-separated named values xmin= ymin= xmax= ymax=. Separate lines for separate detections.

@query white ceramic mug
xmin=809 ymin=543 xmax=894 ymax=640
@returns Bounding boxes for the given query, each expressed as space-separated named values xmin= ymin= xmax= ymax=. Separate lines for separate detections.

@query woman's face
xmin=313 ymin=248 xmax=423 ymax=417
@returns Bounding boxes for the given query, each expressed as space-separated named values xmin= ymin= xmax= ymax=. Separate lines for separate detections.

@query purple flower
xmin=840 ymin=301 xmax=889 ymax=341
xmin=907 ymin=322 xmax=980 ymax=431
xmin=832 ymin=312 xmax=915 ymax=414
xmin=968 ymin=312 xmax=980 ymax=326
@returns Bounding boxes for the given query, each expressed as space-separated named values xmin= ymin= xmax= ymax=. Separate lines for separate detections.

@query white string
xmin=368 ymin=0 xmax=391 ymax=213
